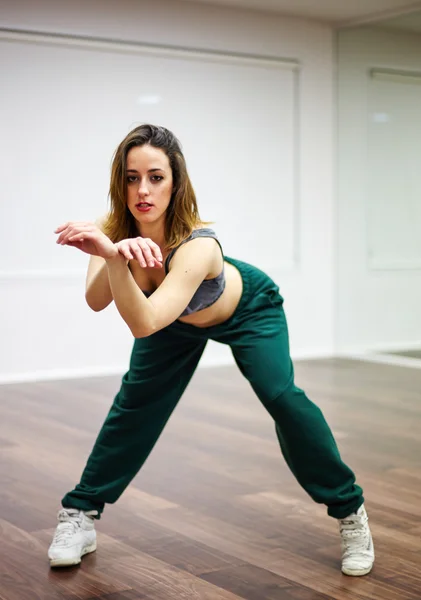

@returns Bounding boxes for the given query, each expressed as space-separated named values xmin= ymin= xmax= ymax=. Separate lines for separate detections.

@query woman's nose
xmin=138 ymin=180 xmax=150 ymax=197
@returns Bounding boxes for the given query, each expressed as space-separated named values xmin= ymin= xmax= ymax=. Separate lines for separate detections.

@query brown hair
xmin=102 ymin=124 xmax=207 ymax=249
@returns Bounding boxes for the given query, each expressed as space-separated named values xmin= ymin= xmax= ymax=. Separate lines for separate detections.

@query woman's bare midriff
xmin=130 ymin=258 xmax=243 ymax=329
xmin=176 ymin=261 xmax=243 ymax=328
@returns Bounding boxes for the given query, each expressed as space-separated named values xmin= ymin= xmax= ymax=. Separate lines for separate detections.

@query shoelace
xmin=340 ymin=515 xmax=369 ymax=554
xmin=52 ymin=509 xmax=82 ymax=547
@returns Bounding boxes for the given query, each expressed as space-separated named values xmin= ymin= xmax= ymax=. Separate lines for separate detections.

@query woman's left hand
xmin=116 ymin=237 xmax=163 ymax=269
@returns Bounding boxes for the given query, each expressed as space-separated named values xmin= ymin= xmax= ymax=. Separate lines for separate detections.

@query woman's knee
xmin=263 ymin=383 xmax=317 ymax=421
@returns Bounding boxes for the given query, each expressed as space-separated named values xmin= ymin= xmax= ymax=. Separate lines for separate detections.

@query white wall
xmin=0 ymin=0 xmax=335 ymax=383
xmin=336 ymin=26 xmax=421 ymax=354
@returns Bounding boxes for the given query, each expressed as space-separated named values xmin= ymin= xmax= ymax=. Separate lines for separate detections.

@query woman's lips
xmin=136 ymin=203 xmax=152 ymax=213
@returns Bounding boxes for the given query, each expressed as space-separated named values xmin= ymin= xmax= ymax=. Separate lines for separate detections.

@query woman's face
xmin=126 ymin=145 xmax=173 ymax=229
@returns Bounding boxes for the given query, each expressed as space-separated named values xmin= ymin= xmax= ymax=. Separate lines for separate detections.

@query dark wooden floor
xmin=1 ymin=357 xmax=421 ymax=600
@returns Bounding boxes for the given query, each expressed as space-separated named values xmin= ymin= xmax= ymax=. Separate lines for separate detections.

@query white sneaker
xmin=339 ymin=504 xmax=374 ymax=576
xmin=48 ymin=508 xmax=97 ymax=567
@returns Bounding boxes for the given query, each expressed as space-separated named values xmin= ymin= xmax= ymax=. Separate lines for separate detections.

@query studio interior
xmin=1 ymin=0 xmax=421 ymax=598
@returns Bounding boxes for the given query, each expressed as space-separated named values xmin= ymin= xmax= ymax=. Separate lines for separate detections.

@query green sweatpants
xmin=62 ymin=257 xmax=363 ymax=520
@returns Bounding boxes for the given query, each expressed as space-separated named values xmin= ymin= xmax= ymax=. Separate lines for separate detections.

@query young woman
xmin=49 ymin=124 xmax=374 ymax=576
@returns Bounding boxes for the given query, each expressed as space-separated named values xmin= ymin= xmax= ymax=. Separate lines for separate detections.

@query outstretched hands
xmin=55 ymin=222 xmax=163 ymax=268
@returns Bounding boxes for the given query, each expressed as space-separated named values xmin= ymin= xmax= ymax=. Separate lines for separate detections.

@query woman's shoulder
xmin=190 ymin=226 xmax=217 ymax=238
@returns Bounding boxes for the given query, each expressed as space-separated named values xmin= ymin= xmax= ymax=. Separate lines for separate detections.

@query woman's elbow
xmin=85 ymin=293 xmax=111 ymax=312
xmin=131 ymin=321 xmax=158 ymax=339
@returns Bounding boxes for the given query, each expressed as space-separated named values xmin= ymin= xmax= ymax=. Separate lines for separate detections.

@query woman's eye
xmin=151 ymin=175 xmax=163 ymax=182
xmin=127 ymin=176 xmax=138 ymax=183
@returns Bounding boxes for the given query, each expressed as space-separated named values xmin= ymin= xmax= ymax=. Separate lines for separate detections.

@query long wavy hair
xmin=101 ymin=124 xmax=207 ymax=249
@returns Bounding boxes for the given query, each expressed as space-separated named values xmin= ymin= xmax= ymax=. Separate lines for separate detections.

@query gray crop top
xmin=143 ymin=228 xmax=226 ymax=317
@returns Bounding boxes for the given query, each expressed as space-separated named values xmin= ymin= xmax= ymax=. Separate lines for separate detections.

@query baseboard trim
xmin=345 ymin=353 xmax=421 ymax=370
xmin=0 ymin=366 xmax=128 ymax=385
xmin=0 ymin=347 xmax=336 ymax=385
xmin=337 ymin=341 xmax=421 ymax=355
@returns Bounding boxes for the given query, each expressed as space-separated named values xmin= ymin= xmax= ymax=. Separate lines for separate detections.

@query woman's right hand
xmin=55 ymin=222 xmax=118 ymax=260
xmin=116 ymin=237 xmax=163 ymax=269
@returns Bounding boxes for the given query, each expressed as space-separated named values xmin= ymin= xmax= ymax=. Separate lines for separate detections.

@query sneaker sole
xmin=49 ymin=542 xmax=97 ymax=568
xmin=341 ymin=564 xmax=373 ymax=577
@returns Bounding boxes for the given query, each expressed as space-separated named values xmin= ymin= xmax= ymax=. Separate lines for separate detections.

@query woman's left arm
xmin=106 ymin=236 xmax=218 ymax=337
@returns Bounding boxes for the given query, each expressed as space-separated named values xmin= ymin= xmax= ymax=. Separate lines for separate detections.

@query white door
xmin=336 ymin=27 xmax=421 ymax=355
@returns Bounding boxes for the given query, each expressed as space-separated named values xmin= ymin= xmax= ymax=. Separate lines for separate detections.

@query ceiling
xmin=178 ymin=0 xmax=421 ymax=25
xmin=373 ymin=10 xmax=421 ymax=32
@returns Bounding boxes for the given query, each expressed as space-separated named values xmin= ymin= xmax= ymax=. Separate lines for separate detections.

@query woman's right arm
xmin=54 ymin=217 xmax=114 ymax=312
xmin=84 ymin=217 xmax=113 ymax=312
xmin=55 ymin=220 xmax=162 ymax=314
xmin=85 ymin=255 xmax=113 ymax=312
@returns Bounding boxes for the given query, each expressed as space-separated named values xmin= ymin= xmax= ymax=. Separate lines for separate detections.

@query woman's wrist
xmin=104 ymin=247 xmax=124 ymax=265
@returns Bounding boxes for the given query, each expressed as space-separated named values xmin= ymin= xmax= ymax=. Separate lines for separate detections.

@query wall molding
xmin=367 ymin=258 xmax=421 ymax=271
xmin=0 ymin=261 xmax=299 ymax=283
xmin=0 ymin=269 xmax=86 ymax=282
xmin=0 ymin=27 xmax=300 ymax=70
